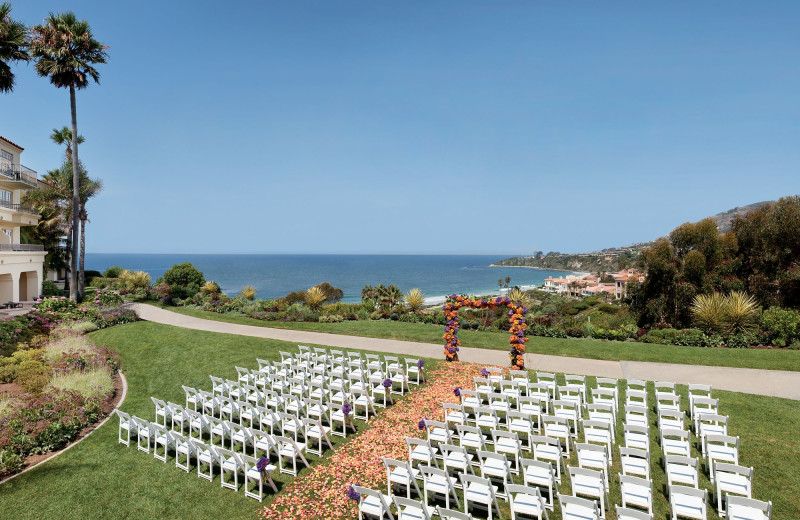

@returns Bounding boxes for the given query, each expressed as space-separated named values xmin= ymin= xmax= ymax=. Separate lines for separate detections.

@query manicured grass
xmin=0 ymin=321 xmax=797 ymax=519
xmin=152 ymin=303 xmax=800 ymax=372
xmin=0 ymin=322 xmax=438 ymax=520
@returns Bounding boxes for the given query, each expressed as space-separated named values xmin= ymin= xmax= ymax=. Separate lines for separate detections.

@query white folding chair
xmin=714 ymin=463 xmax=753 ymax=517
xmin=174 ymin=431 xmax=196 ymax=472
xmin=151 ymin=397 xmax=172 ymax=427
xmin=420 ymin=465 xmax=461 ymax=510
xmin=576 ymin=443 xmax=610 ymax=488
xmin=352 ymin=484 xmax=395 ymax=520
xmin=624 ymin=424 xmax=650 ymax=452
xmin=249 ymin=427 xmax=276 ymax=459
xmin=241 ymin=453 xmax=278 ymax=500
xmin=476 ymin=450 xmax=511 ymax=498
xmin=274 ymin=434 xmax=309 ymax=476
xmin=666 ymin=455 xmax=700 ymax=488
xmin=582 ymin=420 xmax=613 ymax=461
xmin=507 ymin=411 xmax=535 ymax=451
xmin=407 ymin=437 xmax=439 ymax=470
xmin=460 ymin=473 xmax=501 ymax=520
xmin=625 ymin=405 xmax=649 ymax=429
xmin=726 ymin=496 xmax=771 ymax=520
xmin=383 ymin=457 xmax=422 ymax=499
xmin=436 ymin=507 xmax=472 ymax=520
xmin=441 ymin=443 xmax=474 ymax=481
xmin=520 ymin=458 xmax=555 ymax=510
xmin=508 ymin=484 xmax=549 ymax=520
xmin=697 ymin=413 xmax=728 ymax=456
xmin=661 ymin=428 xmax=692 ymax=458
xmin=531 ymin=435 xmax=564 ymax=482
xmin=620 ymin=446 xmax=651 ymax=480
xmin=457 ymin=424 xmax=488 ymax=453
xmin=116 ymin=410 xmax=132 ymax=446
xmin=217 ymin=447 xmax=243 ymax=491
xmin=303 ymin=417 xmax=333 ymax=456
xmin=424 ymin=419 xmax=452 ymax=448
xmin=615 ymin=505 xmax=653 ymax=520
xmin=541 ymin=415 xmax=571 ymax=457
xmin=491 ymin=430 xmax=522 ymax=474
xmin=405 ymin=358 xmax=424 ymax=385
xmin=669 ymin=485 xmax=707 ymax=520
xmin=182 ymin=385 xmax=199 ymax=412
xmin=706 ymin=435 xmax=739 ymax=482
xmin=393 ymin=495 xmax=432 ymax=520
xmin=620 ymin=474 xmax=653 ymax=516
xmin=152 ymin=423 xmax=176 ymax=463
xmin=558 ymin=494 xmax=600 ymax=520
xmin=191 ymin=439 xmax=219 ymax=481
xmin=568 ymin=466 xmax=607 ymax=518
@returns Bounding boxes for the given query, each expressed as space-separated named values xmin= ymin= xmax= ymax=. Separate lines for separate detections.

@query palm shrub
xmin=304 ymin=286 xmax=326 ymax=310
xmin=403 ymin=288 xmax=425 ymax=312
xmin=507 ymin=288 xmax=533 ymax=308
xmin=0 ymin=2 xmax=29 ymax=93
xmin=200 ymin=281 xmax=221 ymax=295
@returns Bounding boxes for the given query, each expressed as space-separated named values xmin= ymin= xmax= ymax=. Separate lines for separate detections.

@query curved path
xmin=133 ymin=304 xmax=800 ymax=400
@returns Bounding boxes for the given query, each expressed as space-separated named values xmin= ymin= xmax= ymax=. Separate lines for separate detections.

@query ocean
xmin=83 ymin=254 xmax=574 ymax=304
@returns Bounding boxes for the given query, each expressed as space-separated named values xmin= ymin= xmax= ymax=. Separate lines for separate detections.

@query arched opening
xmin=23 ymin=270 xmax=38 ymax=301
xmin=18 ymin=271 xmax=28 ymax=301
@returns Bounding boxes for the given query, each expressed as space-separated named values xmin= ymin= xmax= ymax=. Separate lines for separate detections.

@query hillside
xmin=494 ymin=198 xmax=782 ymax=272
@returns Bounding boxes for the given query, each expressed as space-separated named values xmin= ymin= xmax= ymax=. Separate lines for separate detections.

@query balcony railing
xmin=0 ymin=164 xmax=38 ymax=187
xmin=0 ymin=244 xmax=45 ymax=252
xmin=0 ymin=200 xmax=38 ymax=215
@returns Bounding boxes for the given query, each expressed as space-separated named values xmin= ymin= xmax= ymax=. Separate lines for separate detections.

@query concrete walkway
xmin=132 ymin=304 xmax=800 ymax=400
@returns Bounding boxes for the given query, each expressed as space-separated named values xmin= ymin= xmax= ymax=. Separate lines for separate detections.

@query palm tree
xmin=29 ymin=12 xmax=107 ymax=300
xmin=50 ymin=126 xmax=84 ymax=162
xmin=77 ymin=173 xmax=102 ymax=298
xmin=0 ymin=2 xmax=28 ymax=93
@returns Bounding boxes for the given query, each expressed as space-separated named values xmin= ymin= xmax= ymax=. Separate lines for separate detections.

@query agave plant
xmin=304 ymin=286 xmax=326 ymax=310
xmin=691 ymin=293 xmax=728 ymax=333
xmin=507 ymin=288 xmax=532 ymax=308
xmin=725 ymin=291 xmax=759 ymax=333
xmin=404 ymin=288 xmax=426 ymax=313
xmin=200 ymin=281 xmax=221 ymax=295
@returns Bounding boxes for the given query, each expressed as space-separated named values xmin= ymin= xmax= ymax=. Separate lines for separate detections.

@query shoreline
xmin=488 ymin=264 xmax=588 ymax=274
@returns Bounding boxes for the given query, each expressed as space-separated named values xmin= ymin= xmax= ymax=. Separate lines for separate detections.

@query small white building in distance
xmin=0 ymin=136 xmax=46 ymax=302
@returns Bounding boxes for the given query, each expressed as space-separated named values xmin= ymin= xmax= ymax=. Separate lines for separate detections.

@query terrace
xmin=0 ymin=164 xmax=38 ymax=188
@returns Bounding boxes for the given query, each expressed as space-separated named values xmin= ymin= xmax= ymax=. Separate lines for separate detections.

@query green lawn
xmin=152 ymin=303 xmax=800 ymax=372
xmin=0 ymin=322 xmax=438 ymax=520
xmin=1 ymin=321 xmax=797 ymax=519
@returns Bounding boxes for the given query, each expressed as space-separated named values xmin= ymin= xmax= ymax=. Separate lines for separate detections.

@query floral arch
xmin=442 ymin=295 xmax=530 ymax=368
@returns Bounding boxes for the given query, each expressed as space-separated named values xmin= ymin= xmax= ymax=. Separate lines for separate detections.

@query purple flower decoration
xmin=480 ymin=368 xmax=489 ymax=378
xmin=454 ymin=387 xmax=461 ymax=397
xmin=418 ymin=418 xmax=426 ymax=430
xmin=383 ymin=378 xmax=392 ymax=388
xmin=417 ymin=359 xmax=424 ymax=369
xmin=342 ymin=403 xmax=352 ymax=416
xmin=347 ymin=485 xmax=361 ymax=501
xmin=256 ymin=456 xmax=269 ymax=472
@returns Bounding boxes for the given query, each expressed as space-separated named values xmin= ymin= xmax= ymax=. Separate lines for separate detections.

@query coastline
xmin=488 ymin=263 xmax=588 ymax=274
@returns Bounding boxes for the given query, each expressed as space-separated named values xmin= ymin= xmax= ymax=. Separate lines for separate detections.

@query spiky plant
xmin=201 ymin=281 xmax=221 ymax=295
xmin=404 ymin=288 xmax=426 ymax=313
xmin=304 ymin=286 xmax=326 ymax=310
xmin=691 ymin=293 xmax=729 ymax=333
xmin=118 ymin=270 xmax=151 ymax=291
xmin=239 ymin=285 xmax=257 ymax=301
xmin=725 ymin=291 xmax=759 ymax=333
xmin=507 ymin=288 xmax=532 ymax=308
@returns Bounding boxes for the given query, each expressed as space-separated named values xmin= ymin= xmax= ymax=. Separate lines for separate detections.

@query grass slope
xmin=0 ymin=322 xmax=435 ymax=520
xmin=1 ymin=322 xmax=798 ymax=519
xmin=154 ymin=304 xmax=800 ymax=372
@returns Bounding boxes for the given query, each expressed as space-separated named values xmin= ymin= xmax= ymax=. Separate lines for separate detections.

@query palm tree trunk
xmin=63 ymin=225 xmax=71 ymax=292
xmin=69 ymin=84 xmax=80 ymax=301
xmin=79 ymin=214 xmax=86 ymax=299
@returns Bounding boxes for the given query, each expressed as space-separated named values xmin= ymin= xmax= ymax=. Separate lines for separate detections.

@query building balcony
xmin=0 ymin=243 xmax=45 ymax=252
xmin=0 ymin=200 xmax=38 ymax=215
xmin=0 ymin=164 xmax=38 ymax=188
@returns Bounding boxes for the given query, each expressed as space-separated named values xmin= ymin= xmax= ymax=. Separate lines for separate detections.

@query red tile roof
xmin=0 ymin=136 xmax=23 ymax=151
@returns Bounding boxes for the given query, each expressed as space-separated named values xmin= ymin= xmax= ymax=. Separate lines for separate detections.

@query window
xmin=0 ymin=190 xmax=10 ymax=203
xmin=0 ymin=150 xmax=11 ymax=161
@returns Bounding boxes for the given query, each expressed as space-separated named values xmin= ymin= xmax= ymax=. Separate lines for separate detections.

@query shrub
xmin=40 ymin=280 xmax=63 ymax=297
xmin=93 ymin=308 xmax=138 ymax=329
xmin=240 ymin=285 xmax=257 ymax=300
xmin=65 ymin=321 xmax=99 ymax=333
xmin=313 ymin=282 xmax=344 ymax=304
xmin=318 ymin=314 xmax=344 ymax=323
xmin=565 ymin=327 xmax=585 ymax=338
xmin=759 ymin=307 xmax=800 ymax=346
xmin=369 ymin=310 xmax=384 ymax=320
xmin=0 ymin=449 xmax=24 ymax=475
xmin=160 ymin=263 xmax=205 ymax=289
xmin=118 ymin=270 xmax=151 ymax=291
xmin=16 ymin=359 xmax=48 ymax=394
xmin=724 ymin=332 xmax=756 ymax=348
xmin=103 ymin=265 xmax=124 ymax=278
xmin=691 ymin=291 xmax=758 ymax=334
xmin=403 ymin=288 xmax=426 ymax=313
xmin=34 ymin=296 xmax=78 ymax=314
xmin=87 ymin=289 xmax=123 ymax=307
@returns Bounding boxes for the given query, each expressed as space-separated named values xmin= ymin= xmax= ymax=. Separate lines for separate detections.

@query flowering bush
xmin=87 ymin=289 xmax=123 ymax=307
xmin=92 ymin=308 xmax=138 ymax=329
xmin=442 ymin=295 xmax=529 ymax=368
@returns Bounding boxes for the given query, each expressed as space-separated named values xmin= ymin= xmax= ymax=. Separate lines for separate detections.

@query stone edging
xmin=0 ymin=370 xmax=129 ymax=486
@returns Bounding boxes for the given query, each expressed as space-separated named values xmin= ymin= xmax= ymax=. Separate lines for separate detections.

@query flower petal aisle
xmin=257 ymin=361 xmax=479 ymax=520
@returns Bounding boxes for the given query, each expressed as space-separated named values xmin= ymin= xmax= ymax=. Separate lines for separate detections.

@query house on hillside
xmin=0 ymin=136 xmax=46 ymax=301
xmin=612 ymin=269 xmax=644 ymax=300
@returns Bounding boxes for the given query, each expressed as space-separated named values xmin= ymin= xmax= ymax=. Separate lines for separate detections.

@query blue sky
xmin=2 ymin=1 xmax=798 ymax=255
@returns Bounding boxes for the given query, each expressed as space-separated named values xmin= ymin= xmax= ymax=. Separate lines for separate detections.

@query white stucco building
xmin=0 ymin=136 xmax=46 ymax=301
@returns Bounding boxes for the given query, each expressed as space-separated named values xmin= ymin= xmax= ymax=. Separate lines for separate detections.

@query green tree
xmin=49 ymin=126 xmax=84 ymax=162
xmin=29 ymin=12 xmax=108 ymax=300
xmin=0 ymin=2 xmax=28 ymax=93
